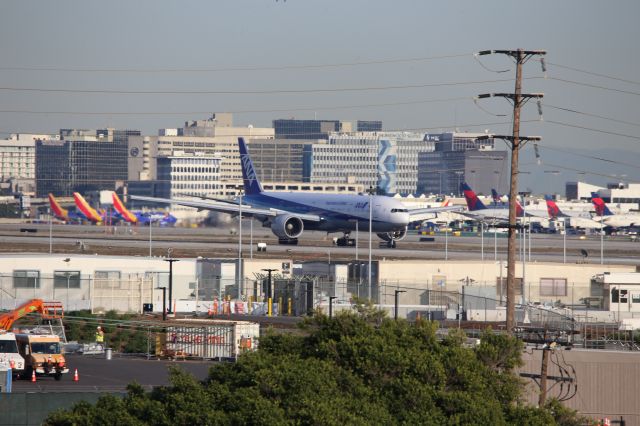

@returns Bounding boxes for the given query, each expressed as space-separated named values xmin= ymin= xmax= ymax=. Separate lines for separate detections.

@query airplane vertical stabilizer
xmin=112 ymin=192 xmax=138 ymax=223
xmin=238 ymin=137 xmax=263 ymax=195
xmin=73 ymin=192 xmax=102 ymax=223
xmin=591 ymin=193 xmax=614 ymax=216
xmin=48 ymin=194 xmax=69 ymax=221
xmin=460 ymin=182 xmax=487 ymax=211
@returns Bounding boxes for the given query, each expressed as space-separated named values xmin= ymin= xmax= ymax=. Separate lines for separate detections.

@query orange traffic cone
xmin=31 ymin=370 xmax=36 ymax=382
xmin=73 ymin=368 xmax=79 ymax=382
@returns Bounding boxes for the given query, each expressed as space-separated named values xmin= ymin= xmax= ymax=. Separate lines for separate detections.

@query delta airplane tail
xmin=544 ymin=195 xmax=567 ymax=219
xmin=73 ymin=192 xmax=102 ymax=223
xmin=238 ymin=137 xmax=263 ymax=195
xmin=48 ymin=194 xmax=69 ymax=221
xmin=591 ymin=193 xmax=614 ymax=216
xmin=112 ymin=192 xmax=138 ymax=223
xmin=491 ymin=189 xmax=501 ymax=205
xmin=460 ymin=182 xmax=487 ymax=211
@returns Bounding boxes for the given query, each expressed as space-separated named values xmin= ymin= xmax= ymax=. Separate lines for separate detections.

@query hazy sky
xmin=1 ymin=1 xmax=639 ymax=193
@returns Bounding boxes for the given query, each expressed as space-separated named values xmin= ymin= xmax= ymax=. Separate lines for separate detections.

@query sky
xmin=1 ymin=1 xmax=639 ymax=194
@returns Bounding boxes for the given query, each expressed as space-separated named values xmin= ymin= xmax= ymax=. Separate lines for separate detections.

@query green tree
xmin=46 ymin=312 xmax=583 ymax=425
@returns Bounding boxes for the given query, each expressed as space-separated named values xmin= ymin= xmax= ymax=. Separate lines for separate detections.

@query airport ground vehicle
xmin=0 ymin=331 xmax=25 ymax=376
xmin=0 ymin=299 xmax=64 ymax=332
xmin=15 ymin=333 xmax=68 ymax=380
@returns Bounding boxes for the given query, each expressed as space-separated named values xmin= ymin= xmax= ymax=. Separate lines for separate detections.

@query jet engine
xmin=377 ymin=227 xmax=407 ymax=242
xmin=271 ymin=215 xmax=304 ymax=239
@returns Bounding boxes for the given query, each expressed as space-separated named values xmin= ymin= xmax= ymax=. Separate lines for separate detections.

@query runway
xmin=0 ymin=222 xmax=638 ymax=265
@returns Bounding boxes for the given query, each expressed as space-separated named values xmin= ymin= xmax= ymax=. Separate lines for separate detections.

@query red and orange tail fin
xmin=73 ymin=192 xmax=102 ymax=223
xmin=112 ymin=192 xmax=138 ymax=223
xmin=48 ymin=194 xmax=69 ymax=220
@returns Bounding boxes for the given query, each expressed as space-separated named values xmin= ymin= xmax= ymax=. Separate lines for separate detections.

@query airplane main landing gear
xmin=278 ymin=237 xmax=299 ymax=245
xmin=335 ymin=233 xmax=355 ymax=247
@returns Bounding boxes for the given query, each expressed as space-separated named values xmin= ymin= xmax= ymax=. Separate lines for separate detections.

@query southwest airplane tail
xmin=238 ymin=137 xmax=263 ymax=195
xmin=112 ymin=192 xmax=138 ymax=223
xmin=48 ymin=194 xmax=69 ymax=221
xmin=460 ymin=182 xmax=487 ymax=211
xmin=73 ymin=192 xmax=102 ymax=223
xmin=591 ymin=192 xmax=613 ymax=216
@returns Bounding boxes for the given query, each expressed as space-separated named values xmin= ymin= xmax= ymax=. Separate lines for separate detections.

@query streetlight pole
xmin=394 ymin=290 xmax=406 ymax=320
xmin=237 ymin=187 xmax=243 ymax=298
xmin=367 ymin=187 xmax=374 ymax=301
xmin=261 ymin=268 xmax=277 ymax=316
xmin=149 ymin=218 xmax=153 ymax=257
xmin=164 ymin=257 xmax=179 ymax=314
xmin=563 ymin=217 xmax=567 ymax=264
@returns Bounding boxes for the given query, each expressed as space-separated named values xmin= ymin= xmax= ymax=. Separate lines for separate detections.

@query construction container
xmin=161 ymin=320 xmax=259 ymax=360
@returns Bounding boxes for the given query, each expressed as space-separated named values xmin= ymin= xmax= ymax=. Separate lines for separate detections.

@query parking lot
xmin=10 ymin=353 xmax=214 ymax=392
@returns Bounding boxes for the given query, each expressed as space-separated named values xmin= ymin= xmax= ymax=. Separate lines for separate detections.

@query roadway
xmin=0 ymin=222 xmax=638 ymax=265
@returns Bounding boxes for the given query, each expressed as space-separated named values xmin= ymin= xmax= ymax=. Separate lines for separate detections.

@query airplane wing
xmin=130 ymin=195 xmax=322 ymax=222
xmin=407 ymin=205 xmax=463 ymax=221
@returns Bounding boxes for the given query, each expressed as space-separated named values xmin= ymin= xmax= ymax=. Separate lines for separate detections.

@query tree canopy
xmin=45 ymin=310 xmax=582 ymax=425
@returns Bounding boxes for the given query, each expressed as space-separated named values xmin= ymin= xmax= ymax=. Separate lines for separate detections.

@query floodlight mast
xmin=476 ymin=48 xmax=546 ymax=335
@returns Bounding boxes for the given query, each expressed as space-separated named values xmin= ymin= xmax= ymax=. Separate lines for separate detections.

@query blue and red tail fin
xmin=460 ymin=182 xmax=487 ymax=211
xmin=591 ymin=192 xmax=613 ymax=216
xmin=544 ymin=195 xmax=562 ymax=218
xmin=238 ymin=137 xmax=263 ymax=195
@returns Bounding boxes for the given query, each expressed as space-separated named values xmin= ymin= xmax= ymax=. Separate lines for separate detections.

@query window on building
xmin=94 ymin=270 xmax=121 ymax=289
xmin=539 ymin=278 xmax=567 ymax=297
xmin=496 ymin=277 xmax=523 ymax=297
xmin=53 ymin=271 xmax=81 ymax=288
xmin=13 ymin=270 xmax=40 ymax=288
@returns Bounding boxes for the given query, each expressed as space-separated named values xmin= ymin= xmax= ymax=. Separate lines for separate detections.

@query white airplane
xmin=132 ymin=138 xmax=460 ymax=247
xmin=591 ymin=193 xmax=640 ymax=228
xmin=459 ymin=182 xmax=539 ymax=222
xmin=544 ymin=195 xmax=601 ymax=230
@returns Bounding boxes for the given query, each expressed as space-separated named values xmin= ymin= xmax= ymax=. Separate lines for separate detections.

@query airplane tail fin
xmin=112 ymin=192 xmax=138 ymax=223
xmin=48 ymin=194 xmax=69 ymax=220
xmin=544 ymin=195 xmax=566 ymax=219
xmin=73 ymin=192 xmax=102 ymax=223
xmin=460 ymin=182 xmax=486 ymax=211
xmin=491 ymin=188 xmax=501 ymax=204
xmin=238 ymin=137 xmax=263 ymax=195
xmin=591 ymin=192 xmax=613 ymax=216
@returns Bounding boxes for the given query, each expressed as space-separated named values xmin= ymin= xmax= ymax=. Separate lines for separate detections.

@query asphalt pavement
xmin=10 ymin=353 xmax=214 ymax=392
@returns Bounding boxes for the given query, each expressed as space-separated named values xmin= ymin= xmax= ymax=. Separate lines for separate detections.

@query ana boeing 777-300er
xmin=132 ymin=138 xmax=460 ymax=247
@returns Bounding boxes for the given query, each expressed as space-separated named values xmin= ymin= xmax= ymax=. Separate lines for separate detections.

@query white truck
xmin=0 ymin=331 xmax=25 ymax=376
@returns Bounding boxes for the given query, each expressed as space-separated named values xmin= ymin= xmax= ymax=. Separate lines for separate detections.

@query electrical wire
xmin=538 ymin=145 xmax=640 ymax=171
xmin=544 ymin=104 xmax=640 ymax=129
xmin=543 ymin=60 xmax=640 ymax=87
xmin=548 ymin=77 xmax=640 ymax=97
xmin=0 ymin=52 xmax=473 ymax=73
xmin=545 ymin=120 xmax=640 ymax=141
xmin=0 ymin=77 xmax=525 ymax=95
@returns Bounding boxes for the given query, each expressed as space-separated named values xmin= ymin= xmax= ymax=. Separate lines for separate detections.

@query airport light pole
xmin=148 ymin=217 xmax=153 ymax=257
xmin=261 ymin=268 xmax=277 ymax=309
xmin=237 ymin=187 xmax=243 ymax=298
xmin=164 ymin=256 xmax=179 ymax=314
xmin=563 ymin=217 xmax=567 ymax=264
xmin=367 ymin=186 xmax=375 ymax=301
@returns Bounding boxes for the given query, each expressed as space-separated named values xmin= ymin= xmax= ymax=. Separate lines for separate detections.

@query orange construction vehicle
xmin=0 ymin=299 xmax=64 ymax=332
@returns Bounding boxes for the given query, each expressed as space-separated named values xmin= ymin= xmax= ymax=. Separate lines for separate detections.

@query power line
xmin=544 ymin=60 xmax=640 ymax=86
xmin=548 ymin=77 xmax=640 ymax=97
xmin=0 ymin=96 xmax=471 ymax=116
xmin=0 ymin=53 xmax=473 ymax=73
xmin=544 ymin=104 xmax=640 ymax=128
xmin=546 ymin=120 xmax=640 ymax=141
xmin=0 ymin=77 xmax=532 ymax=96
xmin=539 ymin=145 xmax=640 ymax=170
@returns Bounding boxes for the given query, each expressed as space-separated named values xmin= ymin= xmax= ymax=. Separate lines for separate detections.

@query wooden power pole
xmin=477 ymin=48 xmax=546 ymax=333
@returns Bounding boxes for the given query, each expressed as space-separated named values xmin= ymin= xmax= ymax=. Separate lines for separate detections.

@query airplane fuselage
xmin=243 ymin=191 xmax=410 ymax=233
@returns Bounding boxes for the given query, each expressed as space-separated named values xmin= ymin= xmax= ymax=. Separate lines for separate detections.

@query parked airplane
xmin=591 ymin=193 xmax=640 ymax=228
xmin=48 ymin=194 xmax=84 ymax=222
xmin=459 ymin=182 xmax=530 ymax=222
xmin=132 ymin=138 xmax=459 ymax=246
xmin=491 ymin=189 xmax=507 ymax=206
xmin=544 ymin=195 xmax=601 ymax=229
xmin=112 ymin=192 xmax=138 ymax=224
xmin=73 ymin=192 xmax=102 ymax=223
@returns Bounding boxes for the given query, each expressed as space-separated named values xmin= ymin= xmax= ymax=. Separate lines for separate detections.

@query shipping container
xmin=163 ymin=320 xmax=259 ymax=360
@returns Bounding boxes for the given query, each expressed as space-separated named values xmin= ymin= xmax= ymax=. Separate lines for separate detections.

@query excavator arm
xmin=0 ymin=299 xmax=64 ymax=331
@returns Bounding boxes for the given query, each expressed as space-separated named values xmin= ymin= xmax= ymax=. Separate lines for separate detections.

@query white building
xmin=0 ymin=134 xmax=48 ymax=195
xmin=310 ymin=131 xmax=432 ymax=194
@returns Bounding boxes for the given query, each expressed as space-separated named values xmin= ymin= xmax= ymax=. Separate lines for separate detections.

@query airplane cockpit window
xmin=391 ymin=209 xmax=408 ymax=213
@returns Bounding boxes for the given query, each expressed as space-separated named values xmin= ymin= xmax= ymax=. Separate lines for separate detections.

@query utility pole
xmin=477 ymin=48 xmax=546 ymax=334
